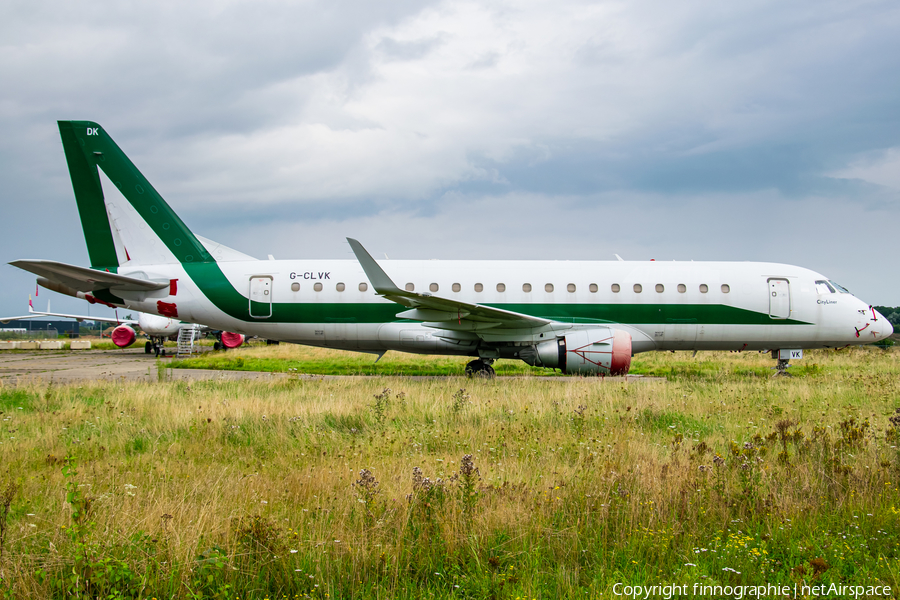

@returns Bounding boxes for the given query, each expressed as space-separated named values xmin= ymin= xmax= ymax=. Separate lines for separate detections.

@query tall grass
xmin=0 ymin=347 xmax=898 ymax=598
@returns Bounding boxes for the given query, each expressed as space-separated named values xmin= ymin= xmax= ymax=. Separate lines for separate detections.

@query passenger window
xmin=567 ymin=283 xmax=576 ymax=293
xmin=336 ymin=282 xmax=345 ymax=292
xmin=611 ymin=284 xmax=620 ymax=293
xmin=699 ymin=284 xmax=708 ymax=293
xmin=523 ymin=283 xmax=532 ymax=292
xmin=496 ymin=283 xmax=506 ymax=292
xmin=474 ymin=283 xmax=483 ymax=292
xmin=815 ymin=280 xmax=835 ymax=294
xmin=589 ymin=283 xmax=598 ymax=293
xmin=314 ymin=283 xmax=323 ymax=292
xmin=291 ymin=282 xmax=300 ymax=292
xmin=721 ymin=284 xmax=730 ymax=294
xmin=405 ymin=283 xmax=415 ymax=291
xmin=545 ymin=283 xmax=554 ymax=293
xmin=429 ymin=283 xmax=439 ymax=292
xmin=633 ymin=284 xmax=642 ymax=293
xmin=452 ymin=283 xmax=461 ymax=292
xmin=655 ymin=284 xmax=664 ymax=293
xmin=359 ymin=282 xmax=368 ymax=292
xmin=677 ymin=284 xmax=686 ymax=293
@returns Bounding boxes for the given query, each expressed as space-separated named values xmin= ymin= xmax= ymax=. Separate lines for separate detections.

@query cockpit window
xmin=815 ymin=280 xmax=835 ymax=294
xmin=829 ymin=280 xmax=851 ymax=294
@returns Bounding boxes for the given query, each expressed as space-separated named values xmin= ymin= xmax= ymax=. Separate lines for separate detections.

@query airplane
xmin=0 ymin=298 xmax=244 ymax=356
xmin=7 ymin=121 xmax=893 ymax=377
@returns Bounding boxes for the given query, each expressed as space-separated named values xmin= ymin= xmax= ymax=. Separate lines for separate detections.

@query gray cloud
xmin=377 ymin=36 xmax=445 ymax=61
xmin=2 ymin=0 xmax=900 ymax=319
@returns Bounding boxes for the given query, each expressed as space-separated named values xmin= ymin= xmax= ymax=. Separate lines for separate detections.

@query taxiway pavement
xmin=0 ymin=350 xmax=662 ymax=384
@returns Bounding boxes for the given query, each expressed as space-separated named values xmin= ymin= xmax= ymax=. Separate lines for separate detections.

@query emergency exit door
xmin=249 ymin=276 xmax=273 ymax=318
xmin=768 ymin=278 xmax=790 ymax=319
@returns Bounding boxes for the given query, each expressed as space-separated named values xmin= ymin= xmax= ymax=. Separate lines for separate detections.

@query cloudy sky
xmin=2 ymin=0 xmax=899 ymax=320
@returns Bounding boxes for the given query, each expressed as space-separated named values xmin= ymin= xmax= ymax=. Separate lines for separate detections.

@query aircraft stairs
xmin=176 ymin=325 xmax=203 ymax=358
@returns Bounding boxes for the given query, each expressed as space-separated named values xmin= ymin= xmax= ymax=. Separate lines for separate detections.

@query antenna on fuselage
xmin=614 ymin=254 xmax=624 ymax=262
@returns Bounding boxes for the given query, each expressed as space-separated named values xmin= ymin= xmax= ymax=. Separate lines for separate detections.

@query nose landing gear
xmin=771 ymin=350 xmax=793 ymax=377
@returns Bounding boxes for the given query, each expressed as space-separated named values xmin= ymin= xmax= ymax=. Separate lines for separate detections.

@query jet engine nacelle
xmin=221 ymin=332 xmax=245 ymax=348
xmin=111 ymin=324 xmax=137 ymax=348
xmin=522 ymin=327 xmax=632 ymax=375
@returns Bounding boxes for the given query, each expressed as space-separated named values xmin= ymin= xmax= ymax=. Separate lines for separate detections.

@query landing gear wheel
xmin=465 ymin=359 xmax=496 ymax=379
xmin=160 ymin=349 xmax=166 ymax=357
xmin=772 ymin=358 xmax=793 ymax=377
xmin=144 ymin=341 xmax=152 ymax=354
xmin=214 ymin=341 xmax=222 ymax=351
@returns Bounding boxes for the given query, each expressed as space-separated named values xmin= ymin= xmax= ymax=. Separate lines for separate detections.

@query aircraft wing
xmin=0 ymin=314 xmax=43 ymax=324
xmin=9 ymin=260 xmax=169 ymax=293
xmin=26 ymin=308 xmax=137 ymax=326
xmin=0 ymin=301 xmax=137 ymax=325
xmin=348 ymin=238 xmax=552 ymax=331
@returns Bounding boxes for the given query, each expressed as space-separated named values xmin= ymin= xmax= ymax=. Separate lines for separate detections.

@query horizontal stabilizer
xmin=9 ymin=260 xmax=169 ymax=294
xmin=347 ymin=238 xmax=551 ymax=330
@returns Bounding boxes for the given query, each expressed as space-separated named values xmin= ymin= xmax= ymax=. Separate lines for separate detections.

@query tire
xmin=144 ymin=341 xmax=152 ymax=354
xmin=213 ymin=341 xmax=222 ymax=351
xmin=465 ymin=360 xmax=496 ymax=379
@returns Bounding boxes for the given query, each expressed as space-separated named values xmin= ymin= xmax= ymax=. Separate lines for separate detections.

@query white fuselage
xmin=112 ymin=258 xmax=891 ymax=357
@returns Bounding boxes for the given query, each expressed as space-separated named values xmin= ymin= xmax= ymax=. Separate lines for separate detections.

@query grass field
xmin=168 ymin=341 xmax=830 ymax=378
xmin=1 ymin=347 xmax=899 ymax=599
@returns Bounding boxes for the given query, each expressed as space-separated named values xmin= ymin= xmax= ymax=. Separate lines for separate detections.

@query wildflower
xmin=460 ymin=454 xmax=478 ymax=478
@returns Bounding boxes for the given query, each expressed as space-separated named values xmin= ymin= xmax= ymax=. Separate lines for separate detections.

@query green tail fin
xmin=57 ymin=121 xmax=212 ymax=265
xmin=58 ymin=121 xmax=120 ymax=270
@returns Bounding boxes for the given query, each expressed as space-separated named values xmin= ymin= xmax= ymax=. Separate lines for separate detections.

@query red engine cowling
xmin=111 ymin=325 xmax=137 ymax=348
xmin=221 ymin=332 xmax=245 ymax=349
xmin=523 ymin=327 xmax=632 ymax=375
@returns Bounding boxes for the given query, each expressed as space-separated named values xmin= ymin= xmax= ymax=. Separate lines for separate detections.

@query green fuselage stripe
xmin=184 ymin=263 xmax=810 ymax=326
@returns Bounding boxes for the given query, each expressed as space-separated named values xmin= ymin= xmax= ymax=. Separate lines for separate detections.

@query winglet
xmin=346 ymin=238 xmax=404 ymax=295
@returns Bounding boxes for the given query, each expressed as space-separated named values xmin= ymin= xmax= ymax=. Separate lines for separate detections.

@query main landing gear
xmin=465 ymin=358 xmax=496 ymax=379
xmin=145 ymin=338 xmax=167 ymax=357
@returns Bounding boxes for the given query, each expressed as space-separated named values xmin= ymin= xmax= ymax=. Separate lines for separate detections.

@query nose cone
xmin=874 ymin=310 xmax=894 ymax=341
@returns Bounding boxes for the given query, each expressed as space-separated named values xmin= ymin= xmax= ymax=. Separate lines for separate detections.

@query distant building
xmin=0 ymin=320 xmax=82 ymax=334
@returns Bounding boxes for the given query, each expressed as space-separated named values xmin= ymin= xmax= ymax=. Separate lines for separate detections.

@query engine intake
xmin=221 ymin=332 xmax=245 ymax=348
xmin=522 ymin=328 xmax=632 ymax=375
xmin=111 ymin=325 xmax=137 ymax=348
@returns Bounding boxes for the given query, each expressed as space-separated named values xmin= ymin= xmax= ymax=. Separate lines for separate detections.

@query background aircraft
xmin=8 ymin=121 xmax=892 ymax=377
xmin=0 ymin=298 xmax=244 ymax=356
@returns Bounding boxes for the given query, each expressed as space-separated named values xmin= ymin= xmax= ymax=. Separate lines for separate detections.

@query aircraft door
xmin=249 ymin=276 xmax=273 ymax=318
xmin=768 ymin=278 xmax=790 ymax=319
